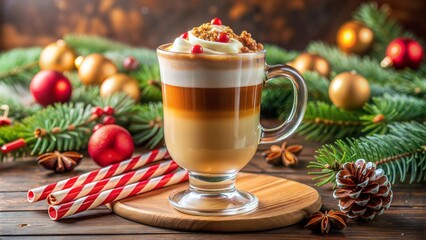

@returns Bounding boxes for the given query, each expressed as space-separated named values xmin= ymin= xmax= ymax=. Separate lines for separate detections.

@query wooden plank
xmin=1 ymin=208 xmax=425 ymax=238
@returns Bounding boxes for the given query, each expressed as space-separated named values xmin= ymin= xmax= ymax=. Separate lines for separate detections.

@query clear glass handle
xmin=260 ymin=64 xmax=308 ymax=144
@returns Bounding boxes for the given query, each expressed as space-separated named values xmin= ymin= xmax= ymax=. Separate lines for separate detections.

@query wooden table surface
xmin=1 ymin=133 xmax=425 ymax=239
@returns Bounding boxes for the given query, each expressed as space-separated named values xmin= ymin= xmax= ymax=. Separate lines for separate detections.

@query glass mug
xmin=157 ymin=44 xmax=307 ymax=216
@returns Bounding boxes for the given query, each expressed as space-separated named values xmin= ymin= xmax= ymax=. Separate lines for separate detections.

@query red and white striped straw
xmin=48 ymin=160 xmax=178 ymax=205
xmin=27 ymin=147 xmax=169 ymax=203
xmin=48 ymin=169 xmax=188 ymax=220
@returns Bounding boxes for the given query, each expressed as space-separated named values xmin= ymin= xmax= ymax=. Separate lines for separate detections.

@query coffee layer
xmin=163 ymin=108 xmax=260 ymax=174
xmin=162 ymin=83 xmax=262 ymax=115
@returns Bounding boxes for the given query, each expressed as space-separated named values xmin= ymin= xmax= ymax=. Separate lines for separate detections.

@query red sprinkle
xmin=211 ymin=18 xmax=222 ymax=26
xmin=217 ymin=33 xmax=230 ymax=43
xmin=180 ymin=32 xmax=189 ymax=40
xmin=191 ymin=45 xmax=204 ymax=54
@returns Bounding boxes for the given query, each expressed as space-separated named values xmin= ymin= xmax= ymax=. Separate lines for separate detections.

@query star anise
xmin=262 ymin=141 xmax=303 ymax=166
xmin=305 ymin=210 xmax=348 ymax=234
xmin=37 ymin=151 xmax=83 ymax=173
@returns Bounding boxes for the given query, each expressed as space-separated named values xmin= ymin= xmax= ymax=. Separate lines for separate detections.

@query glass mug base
xmin=169 ymin=171 xmax=258 ymax=216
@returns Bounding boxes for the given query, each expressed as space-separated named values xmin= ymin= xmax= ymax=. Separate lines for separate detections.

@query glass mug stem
xmin=158 ymin=45 xmax=307 ymax=216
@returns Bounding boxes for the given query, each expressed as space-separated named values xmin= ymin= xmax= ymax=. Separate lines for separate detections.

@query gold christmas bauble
xmin=39 ymin=40 xmax=76 ymax=72
xmin=78 ymin=54 xmax=118 ymax=85
xmin=291 ymin=53 xmax=331 ymax=77
xmin=329 ymin=71 xmax=370 ymax=110
xmin=337 ymin=21 xmax=374 ymax=55
xmin=100 ymin=73 xmax=140 ymax=101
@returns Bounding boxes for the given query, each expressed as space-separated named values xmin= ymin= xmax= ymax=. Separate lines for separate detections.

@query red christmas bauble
xmin=382 ymin=38 xmax=424 ymax=70
xmin=30 ymin=71 xmax=72 ymax=106
xmin=88 ymin=125 xmax=134 ymax=167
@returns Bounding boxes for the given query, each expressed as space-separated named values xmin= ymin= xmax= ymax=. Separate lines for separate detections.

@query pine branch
xmin=64 ymin=34 xmax=129 ymax=55
xmin=0 ymin=93 xmax=136 ymax=162
xmin=0 ymin=47 xmax=41 ymax=88
xmin=297 ymin=101 xmax=364 ymax=142
xmin=261 ymin=70 xmax=330 ymax=118
xmin=361 ymin=94 xmax=426 ymax=135
xmin=130 ymin=64 xmax=162 ymax=103
xmin=104 ymin=48 xmax=158 ymax=71
xmin=261 ymin=86 xmax=293 ymax=118
xmin=307 ymin=42 xmax=426 ymax=96
xmin=308 ymin=122 xmax=426 ymax=186
xmin=307 ymin=41 xmax=394 ymax=84
xmin=92 ymin=93 xmax=136 ymax=125
xmin=70 ymin=85 xmax=101 ymax=105
xmin=264 ymin=44 xmax=299 ymax=65
xmin=128 ymin=102 xmax=164 ymax=149
xmin=353 ymin=3 xmax=425 ymax=60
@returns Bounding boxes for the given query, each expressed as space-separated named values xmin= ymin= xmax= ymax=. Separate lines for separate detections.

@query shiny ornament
xmin=100 ymin=73 xmax=141 ymax=101
xmin=88 ymin=125 xmax=134 ymax=167
xmin=78 ymin=54 xmax=118 ymax=85
xmin=74 ymin=56 xmax=85 ymax=69
xmin=337 ymin=21 xmax=374 ymax=55
xmin=30 ymin=71 xmax=72 ymax=106
xmin=329 ymin=71 xmax=370 ymax=110
xmin=39 ymin=40 xmax=77 ymax=72
xmin=291 ymin=53 xmax=331 ymax=77
xmin=381 ymin=38 xmax=424 ymax=70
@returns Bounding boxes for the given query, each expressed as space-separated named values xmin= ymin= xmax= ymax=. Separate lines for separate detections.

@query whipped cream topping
xmin=169 ymin=25 xmax=243 ymax=54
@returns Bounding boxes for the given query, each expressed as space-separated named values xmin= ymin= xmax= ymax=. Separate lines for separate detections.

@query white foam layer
xmin=159 ymin=60 xmax=264 ymax=88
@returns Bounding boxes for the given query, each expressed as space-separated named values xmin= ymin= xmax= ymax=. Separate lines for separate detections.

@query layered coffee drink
xmin=158 ymin=18 xmax=306 ymax=216
xmin=158 ymin=21 xmax=264 ymax=174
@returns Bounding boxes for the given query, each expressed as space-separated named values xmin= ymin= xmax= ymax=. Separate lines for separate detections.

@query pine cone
xmin=333 ymin=159 xmax=393 ymax=221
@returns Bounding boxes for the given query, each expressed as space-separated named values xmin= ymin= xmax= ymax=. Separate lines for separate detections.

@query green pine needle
xmin=353 ymin=3 xmax=425 ymax=60
xmin=64 ymin=34 xmax=129 ymax=55
xmin=130 ymin=64 xmax=162 ymax=103
xmin=129 ymin=102 xmax=164 ymax=149
xmin=104 ymin=48 xmax=158 ymax=71
xmin=361 ymin=94 xmax=426 ymax=135
xmin=0 ymin=47 xmax=41 ymax=88
xmin=309 ymin=122 xmax=426 ymax=186
xmin=307 ymin=41 xmax=394 ymax=84
xmin=264 ymin=44 xmax=299 ymax=65
xmin=297 ymin=101 xmax=363 ymax=142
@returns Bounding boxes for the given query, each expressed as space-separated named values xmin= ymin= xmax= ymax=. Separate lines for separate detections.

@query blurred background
xmin=0 ymin=0 xmax=425 ymax=50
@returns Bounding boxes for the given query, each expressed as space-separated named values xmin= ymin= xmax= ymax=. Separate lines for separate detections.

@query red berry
xmin=180 ymin=32 xmax=189 ymax=40
xmin=217 ymin=33 xmax=230 ymax=43
xmin=93 ymin=124 xmax=104 ymax=132
xmin=103 ymin=115 xmax=116 ymax=125
xmin=103 ymin=106 xmax=115 ymax=115
xmin=123 ymin=56 xmax=139 ymax=71
xmin=211 ymin=18 xmax=222 ymax=26
xmin=191 ymin=45 xmax=204 ymax=54
xmin=91 ymin=106 xmax=104 ymax=117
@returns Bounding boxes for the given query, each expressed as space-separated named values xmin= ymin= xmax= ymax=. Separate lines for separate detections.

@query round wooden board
xmin=109 ymin=173 xmax=321 ymax=232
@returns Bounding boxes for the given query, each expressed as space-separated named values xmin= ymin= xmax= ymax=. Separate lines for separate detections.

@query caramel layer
xmin=162 ymin=83 xmax=262 ymax=116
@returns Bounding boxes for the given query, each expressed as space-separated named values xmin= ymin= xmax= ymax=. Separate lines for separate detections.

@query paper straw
xmin=48 ymin=160 xmax=178 ymax=205
xmin=28 ymin=147 xmax=169 ymax=202
xmin=48 ymin=169 xmax=188 ymax=220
